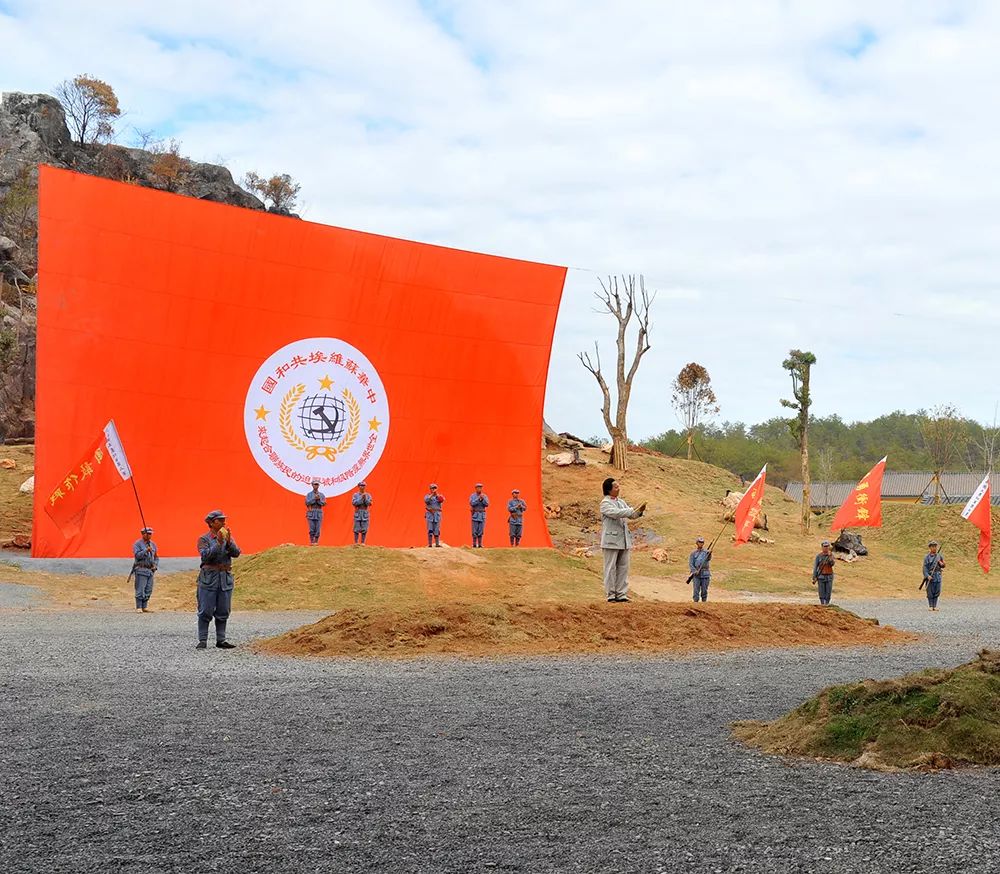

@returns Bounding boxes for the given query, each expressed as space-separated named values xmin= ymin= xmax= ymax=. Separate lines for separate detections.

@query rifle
xmin=684 ymin=522 xmax=728 ymax=585
xmin=920 ymin=547 xmax=944 ymax=590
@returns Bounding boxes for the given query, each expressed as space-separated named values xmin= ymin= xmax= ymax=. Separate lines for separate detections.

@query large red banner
xmin=34 ymin=167 xmax=566 ymax=556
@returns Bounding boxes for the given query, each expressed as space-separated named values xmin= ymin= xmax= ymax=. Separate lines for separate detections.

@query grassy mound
xmin=258 ymin=602 xmax=911 ymax=658
xmin=734 ymin=650 xmax=1000 ymax=770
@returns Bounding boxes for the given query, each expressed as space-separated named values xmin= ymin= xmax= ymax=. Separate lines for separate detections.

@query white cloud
xmin=5 ymin=0 xmax=1000 ymax=437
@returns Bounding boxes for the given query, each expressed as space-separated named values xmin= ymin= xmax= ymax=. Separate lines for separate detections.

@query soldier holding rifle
xmin=922 ymin=540 xmax=945 ymax=611
xmin=812 ymin=540 xmax=836 ymax=606
xmin=130 ymin=526 xmax=159 ymax=613
xmin=687 ymin=536 xmax=712 ymax=602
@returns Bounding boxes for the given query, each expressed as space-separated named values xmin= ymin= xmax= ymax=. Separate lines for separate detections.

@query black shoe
xmin=196 ymin=641 xmax=207 ymax=649
xmin=607 ymin=596 xmax=616 ymax=602
xmin=216 ymin=640 xmax=236 ymax=649
xmin=615 ymin=596 xmax=630 ymax=602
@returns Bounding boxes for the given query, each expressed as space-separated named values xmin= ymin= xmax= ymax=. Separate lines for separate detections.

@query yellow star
xmin=368 ymin=417 xmax=382 ymax=431
xmin=254 ymin=406 xmax=270 ymax=421
xmin=318 ymin=374 xmax=334 ymax=390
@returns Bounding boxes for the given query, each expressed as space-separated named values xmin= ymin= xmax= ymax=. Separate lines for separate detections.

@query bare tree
xmin=816 ymin=446 xmax=835 ymax=510
xmin=243 ymin=171 xmax=301 ymax=212
xmin=671 ymin=362 xmax=719 ymax=460
xmin=781 ymin=349 xmax=817 ymax=534
xmin=578 ymin=274 xmax=654 ymax=471
xmin=920 ymin=404 xmax=967 ymax=503
xmin=55 ymin=75 xmax=121 ymax=144
xmin=967 ymin=403 xmax=1000 ymax=475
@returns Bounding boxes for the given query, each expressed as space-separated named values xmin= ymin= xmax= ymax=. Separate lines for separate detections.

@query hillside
xmin=4 ymin=443 xmax=999 ymax=601
xmin=544 ymin=446 xmax=1000 ymax=600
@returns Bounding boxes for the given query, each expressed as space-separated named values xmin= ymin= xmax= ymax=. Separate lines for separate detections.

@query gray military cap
xmin=821 ymin=540 xmax=831 ymax=547
xmin=696 ymin=536 xmax=705 ymax=543
xmin=928 ymin=540 xmax=939 ymax=547
xmin=140 ymin=527 xmax=154 ymax=534
xmin=358 ymin=481 xmax=366 ymax=487
xmin=429 ymin=483 xmax=438 ymax=489
xmin=204 ymin=509 xmax=227 ymax=523
xmin=475 ymin=482 xmax=483 ymax=487
xmin=512 ymin=488 xmax=520 ymax=494
xmin=311 ymin=479 xmax=320 ymax=485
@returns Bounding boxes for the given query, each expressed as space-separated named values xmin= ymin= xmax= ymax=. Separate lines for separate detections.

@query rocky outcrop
xmin=0 ymin=90 xmax=270 ymax=439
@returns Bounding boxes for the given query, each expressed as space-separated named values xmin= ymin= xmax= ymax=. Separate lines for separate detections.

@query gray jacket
xmin=600 ymin=497 xmax=641 ymax=550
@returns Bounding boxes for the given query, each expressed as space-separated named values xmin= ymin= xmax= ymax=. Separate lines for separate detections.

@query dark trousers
xmin=926 ymin=579 xmax=942 ymax=608
xmin=134 ymin=571 xmax=154 ymax=608
xmin=817 ymin=576 xmax=833 ymax=605
xmin=197 ymin=586 xmax=232 ymax=642
xmin=692 ymin=576 xmax=709 ymax=602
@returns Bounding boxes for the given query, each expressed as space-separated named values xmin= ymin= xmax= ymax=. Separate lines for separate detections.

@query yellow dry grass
xmin=543 ymin=446 xmax=1000 ymax=600
xmin=0 ymin=445 xmax=33 ymax=542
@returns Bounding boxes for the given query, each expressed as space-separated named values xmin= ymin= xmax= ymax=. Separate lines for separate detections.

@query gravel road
xmin=1 ymin=597 xmax=998 ymax=873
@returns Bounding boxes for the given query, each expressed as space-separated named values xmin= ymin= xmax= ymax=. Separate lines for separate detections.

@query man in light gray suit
xmin=600 ymin=477 xmax=645 ymax=602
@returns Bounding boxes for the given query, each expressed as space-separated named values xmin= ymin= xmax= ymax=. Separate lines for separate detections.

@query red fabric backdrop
xmin=34 ymin=167 xmax=566 ymax=556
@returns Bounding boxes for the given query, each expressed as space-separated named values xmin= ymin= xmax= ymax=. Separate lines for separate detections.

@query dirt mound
xmin=258 ymin=602 xmax=912 ymax=658
xmin=734 ymin=649 xmax=1000 ymax=771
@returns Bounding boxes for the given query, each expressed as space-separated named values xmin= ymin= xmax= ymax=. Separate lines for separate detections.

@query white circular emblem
xmin=244 ymin=338 xmax=390 ymax=495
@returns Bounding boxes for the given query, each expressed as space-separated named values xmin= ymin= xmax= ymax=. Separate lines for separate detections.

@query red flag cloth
xmin=734 ymin=465 xmax=767 ymax=546
xmin=34 ymin=166 xmax=566 ymax=556
xmin=960 ymin=474 xmax=991 ymax=573
xmin=830 ymin=456 xmax=887 ymax=531
xmin=43 ymin=420 xmax=132 ymax=539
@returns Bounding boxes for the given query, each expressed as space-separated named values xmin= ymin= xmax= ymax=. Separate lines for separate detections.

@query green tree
xmin=781 ymin=349 xmax=817 ymax=534
xmin=55 ymin=74 xmax=121 ymax=144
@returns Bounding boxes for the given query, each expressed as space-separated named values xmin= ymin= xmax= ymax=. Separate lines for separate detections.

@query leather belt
xmin=201 ymin=563 xmax=231 ymax=571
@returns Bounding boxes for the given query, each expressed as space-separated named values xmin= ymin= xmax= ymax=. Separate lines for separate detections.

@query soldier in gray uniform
xmin=688 ymin=535 xmax=711 ymax=602
xmin=923 ymin=540 xmax=945 ymax=611
xmin=469 ymin=482 xmax=489 ymax=548
xmin=352 ymin=481 xmax=373 ymax=545
xmin=424 ymin=484 xmax=445 ymax=547
xmin=131 ymin=526 xmax=159 ymax=613
xmin=196 ymin=510 xmax=240 ymax=649
xmin=507 ymin=488 xmax=527 ymax=546
xmin=812 ymin=540 xmax=836 ymax=605
xmin=305 ymin=480 xmax=327 ymax=546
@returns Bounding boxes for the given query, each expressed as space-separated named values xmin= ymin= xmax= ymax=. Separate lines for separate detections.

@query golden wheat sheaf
xmin=280 ymin=383 xmax=361 ymax=462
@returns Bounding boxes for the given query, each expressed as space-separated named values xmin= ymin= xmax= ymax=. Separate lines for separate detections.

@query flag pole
xmin=129 ymin=475 xmax=148 ymax=531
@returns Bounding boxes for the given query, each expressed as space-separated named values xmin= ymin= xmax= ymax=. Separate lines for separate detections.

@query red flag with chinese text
xmin=960 ymin=474 xmax=991 ymax=573
xmin=733 ymin=464 xmax=767 ymax=546
xmin=830 ymin=456 xmax=887 ymax=531
xmin=43 ymin=420 xmax=133 ymax=538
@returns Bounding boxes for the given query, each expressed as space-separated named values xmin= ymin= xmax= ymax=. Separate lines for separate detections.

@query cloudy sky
xmin=3 ymin=0 xmax=999 ymax=440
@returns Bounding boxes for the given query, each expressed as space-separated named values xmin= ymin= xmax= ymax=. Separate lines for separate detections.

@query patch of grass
xmin=734 ymin=649 xmax=1000 ymax=770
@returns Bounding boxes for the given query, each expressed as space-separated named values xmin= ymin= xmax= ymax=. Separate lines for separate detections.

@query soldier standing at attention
xmin=923 ymin=540 xmax=945 ymax=611
xmin=812 ymin=540 xmax=836 ymax=606
xmin=600 ymin=477 xmax=645 ymax=602
xmin=507 ymin=489 xmax=527 ymax=546
xmin=196 ymin=510 xmax=240 ymax=650
xmin=424 ymin=484 xmax=445 ymax=547
xmin=469 ymin=482 xmax=489 ymax=548
xmin=688 ymin=535 xmax=711 ymax=603
xmin=305 ymin=480 xmax=326 ymax=546
xmin=352 ymin=481 xmax=372 ymax=545
xmin=131 ymin=526 xmax=159 ymax=613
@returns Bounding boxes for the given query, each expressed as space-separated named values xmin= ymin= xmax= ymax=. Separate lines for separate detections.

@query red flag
xmin=830 ymin=456 xmax=887 ymax=531
xmin=734 ymin=465 xmax=767 ymax=546
xmin=960 ymin=474 xmax=991 ymax=573
xmin=43 ymin=421 xmax=132 ymax=539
